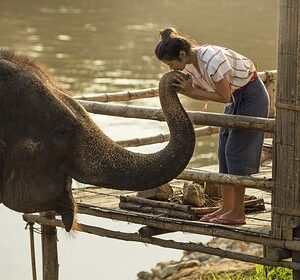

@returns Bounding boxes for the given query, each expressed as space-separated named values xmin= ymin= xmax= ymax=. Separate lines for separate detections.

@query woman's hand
xmin=173 ymin=74 xmax=193 ymax=94
xmin=172 ymin=74 xmax=231 ymax=103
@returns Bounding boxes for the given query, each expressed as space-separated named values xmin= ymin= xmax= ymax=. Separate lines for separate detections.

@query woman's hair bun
xmin=159 ymin=27 xmax=176 ymax=40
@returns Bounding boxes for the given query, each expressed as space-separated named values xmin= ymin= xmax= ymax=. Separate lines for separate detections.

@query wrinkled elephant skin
xmin=0 ymin=50 xmax=195 ymax=231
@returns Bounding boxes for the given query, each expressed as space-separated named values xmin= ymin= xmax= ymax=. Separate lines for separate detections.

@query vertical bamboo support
xmin=264 ymin=78 xmax=276 ymax=139
xmin=41 ymin=212 xmax=59 ymax=280
xmin=272 ymin=0 xmax=300 ymax=278
xmin=29 ymin=223 xmax=37 ymax=280
xmin=264 ymin=75 xmax=276 ymax=119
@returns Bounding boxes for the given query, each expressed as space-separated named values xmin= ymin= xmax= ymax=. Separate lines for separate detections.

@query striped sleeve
xmin=207 ymin=50 xmax=232 ymax=83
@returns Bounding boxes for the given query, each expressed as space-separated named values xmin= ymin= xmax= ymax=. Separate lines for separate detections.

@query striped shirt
xmin=182 ymin=45 xmax=256 ymax=94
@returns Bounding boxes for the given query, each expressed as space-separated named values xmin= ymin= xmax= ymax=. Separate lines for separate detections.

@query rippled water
xmin=0 ymin=0 xmax=277 ymax=95
xmin=0 ymin=1 xmax=277 ymax=279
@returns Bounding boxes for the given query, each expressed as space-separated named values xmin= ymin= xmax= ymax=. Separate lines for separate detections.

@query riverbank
xmin=137 ymin=238 xmax=263 ymax=280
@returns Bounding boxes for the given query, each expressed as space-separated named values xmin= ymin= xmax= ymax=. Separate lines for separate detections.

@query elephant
xmin=0 ymin=50 xmax=195 ymax=231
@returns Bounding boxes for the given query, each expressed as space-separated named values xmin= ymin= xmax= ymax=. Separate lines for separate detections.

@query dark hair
xmin=155 ymin=27 xmax=197 ymax=61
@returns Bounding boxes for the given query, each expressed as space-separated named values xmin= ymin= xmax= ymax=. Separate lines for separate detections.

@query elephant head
xmin=0 ymin=50 xmax=195 ymax=231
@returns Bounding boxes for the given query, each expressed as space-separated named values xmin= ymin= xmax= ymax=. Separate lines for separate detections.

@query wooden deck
xmin=27 ymin=160 xmax=300 ymax=270
xmin=73 ymin=162 xmax=272 ymax=241
xmin=23 ymin=166 xmax=300 ymax=269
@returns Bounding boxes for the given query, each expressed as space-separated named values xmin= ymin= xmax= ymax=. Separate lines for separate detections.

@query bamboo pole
xmin=78 ymin=101 xmax=275 ymax=132
xmin=120 ymin=195 xmax=263 ymax=214
xmin=116 ymin=126 xmax=219 ymax=147
xmin=259 ymin=70 xmax=277 ymax=82
xmin=189 ymin=199 xmax=265 ymax=214
xmin=74 ymin=87 xmax=159 ymax=102
xmin=119 ymin=202 xmax=196 ymax=220
xmin=266 ymin=247 xmax=291 ymax=261
xmin=22 ymin=214 xmax=300 ymax=271
xmin=28 ymin=223 xmax=37 ymax=280
xmin=119 ymin=196 xmax=264 ymax=218
xmin=73 ymin=70 xmax=277 ymax=102
xmin=138 ymin=226 xmax=172 ymax=237
xmin=265 ymin=77 xmax=276 ymax=119
xmin=120 ymin=195 xmax=191 ymax=212
xmin=273 ymin=207 xmax=300 ymax=218
xmin=36 ymin=206 xmax=299 ymax=252
xmin=271 ymin=1 xmax=300 ymax=278
xmin=41 ymin=212 xmax=59 ymax=280
xmin=264 ymin=72 xmax=276 ymax=139
xmin=178 ymin=169 xmax=273 ymax=191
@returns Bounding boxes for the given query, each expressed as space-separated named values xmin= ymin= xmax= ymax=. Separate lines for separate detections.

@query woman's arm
xmin=173 ymin=74 xmax=231 ymax=103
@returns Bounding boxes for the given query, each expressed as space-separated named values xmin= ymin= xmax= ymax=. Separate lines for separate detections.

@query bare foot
xmin=200 ymin=207 xmax=229 ymax=222
xmin=212 ymin=211 xmax=246 ymax=225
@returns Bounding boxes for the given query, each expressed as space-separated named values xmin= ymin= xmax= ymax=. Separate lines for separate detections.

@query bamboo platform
xmin=26 ymin=160 xmax=300 ymax=270
xmin=72 ymin=163 xmax=272 ymax=238
xmin=30 ymin=162 xmax=300 ymax=271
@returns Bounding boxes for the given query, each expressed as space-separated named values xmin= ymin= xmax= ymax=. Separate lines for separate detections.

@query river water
xmin=0 ymin=1 xmax=277 ymax=279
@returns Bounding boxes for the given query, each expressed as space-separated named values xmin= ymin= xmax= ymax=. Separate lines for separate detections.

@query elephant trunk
xmin=70 ymin=71 xmax=195 ymax=190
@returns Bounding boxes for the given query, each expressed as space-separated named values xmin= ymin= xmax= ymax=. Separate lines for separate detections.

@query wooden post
xmin=28 ymin=223 xmax=37 ymax=280
xmin=41 ymin=212 xmax=59 ymax=280
xmin=263 ymin=71 xmax=276 ymax=140
xmin=271 ymin=0 xmax=300 ymax=278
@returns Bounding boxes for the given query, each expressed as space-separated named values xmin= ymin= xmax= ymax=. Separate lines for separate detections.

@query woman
xmin=155 ymin=27 xmax=269 ymax=225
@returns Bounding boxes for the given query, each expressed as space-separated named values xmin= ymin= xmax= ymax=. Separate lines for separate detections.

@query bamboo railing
xmin=74 ymin=87 xmax=159 ymax=102
xmin=79 ymin=101 xmax=275 ymax=132
xmin=74 ymin=70 xmax=276 ymax=134
xmin=116 ymin=126 xmax=219 ymax=147
xmin=74 ymin=70 xmax=277 ymax=103
xmin=23 ymin=213 xmax=300 ymax=271
xmin=178 ymin=168 xmax=273 ymax=191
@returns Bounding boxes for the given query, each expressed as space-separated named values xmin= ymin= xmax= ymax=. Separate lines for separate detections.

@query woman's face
xmin=162 ymin=59 xmax=186 ymax=71
xmin=161 ymin=50 xmax=189 ymax=71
